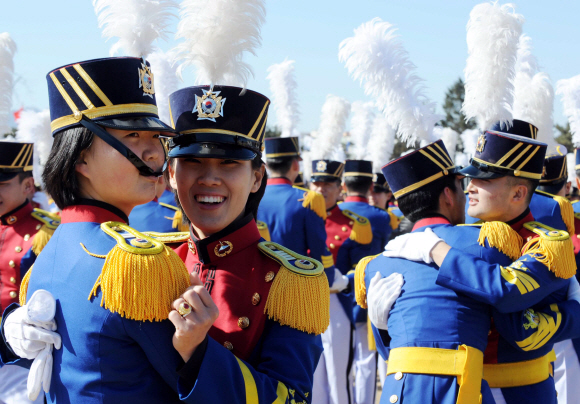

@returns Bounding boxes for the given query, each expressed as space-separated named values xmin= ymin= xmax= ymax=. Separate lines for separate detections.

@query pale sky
xmin=2 ymin=0 xmax=580 ymax=133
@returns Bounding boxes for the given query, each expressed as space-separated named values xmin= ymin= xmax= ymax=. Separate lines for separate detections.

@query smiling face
xmin=169 ymin=157 xmax=264 ymax=239
xmin=466 ymin=176 xmax=530 ymax=222
xmin=75 ymin=127 xmax=165 ymax=216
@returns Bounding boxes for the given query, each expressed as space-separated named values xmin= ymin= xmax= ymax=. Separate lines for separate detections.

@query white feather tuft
xmin=0 ymin=33 xmax=16 ymax=136
xmin=173 ymin=0 xmax=266 ymax=88
xmin=310 ymin=95 xmax=350 ymax=160
xmin=556 ymin=75 xmax=580 ymax=146
xmin=512 ymin=35 xmax=555 ymax=146
xmin=350 ymin=101 xmax=376 ymax=159
xmin=567 ymin=153 xmax=576 ymax=186
xmin=15 ymin=110 xmax=52 ymax=186
xmin=462 ymin=2 xmax=524 ymax=130
xmin=366 ymin=114 xmax=396 ymax=171
xmin=460 ymin=128 xmax=480 ymax=158
xmin=433 ymin=127 xmax=459 ymax=160
xmin=301 ymin=150 xmax=312 ymax=183
xmin=93 ymin=0 xmax=178 ymax=57
xmin=147 ymin=51 xmax=179 ymax=125
xmin=266 ymin=59 xmax=299 ymax=137
xmin=339 ymin=18 xmax=440 ymax=146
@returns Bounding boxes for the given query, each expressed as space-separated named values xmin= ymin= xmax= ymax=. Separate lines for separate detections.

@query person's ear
xmin=250 ymin=164 xmax=265 ymax=193
xmin=441 ymin=187 xmax=454 ymax=208
xmin=292 ymin=159 xmax=300 ymax=172
xmin=74 ymin=149 xmax=90 ymax=179
xmin=512 ymin=184 xmax=528 ymax=203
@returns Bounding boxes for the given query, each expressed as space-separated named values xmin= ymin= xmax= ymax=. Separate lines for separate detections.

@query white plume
xmin=433 ymin=127 xmax=459 ymax=160
xmin=93 ymin=0 xmax=178 ymax=57
xmin=15 ymin=110 xmax=52 ymax=186
xmin=367 ymin=114 xmax=396 ymax=171
xmin=301 ymin=150 xmax=312 ymax=183
xmin=310 ymin=95 xmax=351 ymax=160
xmin=173 ymin=0 xmax=266 ymax=88
xmin=455 ymin=152 xmax=469 ymax=168
xmin=462 ymin=2 xmax=524 ymax=130
xmin=350 ymin=101 xmax=376 ymax=159
xmin=0 ymin=33 xmax=16 ymax=136
xmin=556 ymin=75 xmax=580 ymax=146
xmin=339 ymin=18 xmax=440 ymax=146
xmin=567 ymin=153 xmax=576 ymax=186
xmin=147 ymin=50 xmax=179 ymax=125
xmin=512 ymin=35 xmax=555 ymax=146
xmin=267 ymin=59 xmax=299 ymax=138
xmin=461 ymin=128 xmax=480 ymax=158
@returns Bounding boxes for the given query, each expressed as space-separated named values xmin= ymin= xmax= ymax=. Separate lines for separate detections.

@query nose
xmin=142 ymin=134 xmax=164 ymax=169
xmin=465 ymin=180 xmax=476 ymax=193
xmin=197 ymin=161 xmax=221 ymax=187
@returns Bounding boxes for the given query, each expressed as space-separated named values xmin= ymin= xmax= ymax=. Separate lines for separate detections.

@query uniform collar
xmin=505 ymin=208 xmax=533 ymax=233
xmin=327 ymin=204 xmax=341 ymax=216
xmin=0 ymin=200 xmax=32 ymax=226
xmin=344 ymin=195 xmax=368 ymax=203
xmin=267 ymin=177 xmax=293 ymax=186
xmin=412 ymin=215 xmax=451 ymax=231
xmin=60 ymin=199 xmax=128 ymax=224
xmin=188 ymin=214 xmax=260 ymax=264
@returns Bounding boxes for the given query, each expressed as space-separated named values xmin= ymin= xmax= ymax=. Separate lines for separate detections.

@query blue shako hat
xmin=540 ymin=145 xmax=568 ymax=185
xmin=47 ymin=57 xmax=175 ymax=177
xmin=294 ymin=172 xmax=305 ymax=187
xmin=343 ymin=160 xmax=373 ymax=178
xmin=310 ymin=160 xmax=344 ymax=183
xmin=382 ymin=139 xmax=459 ymax=199
xmin=373 ymin=173 xmax=389 ymax=190
xmin=575 ymin=148 xmax=580 ymax=172
xmin=489 ymin=119 xmax=539 ymax=140
xmin=264 ymin=137 xmax=300 ymax=159
xmin=0 ymin=141 xmax=33 ymax=182
xmin=168 ymin=85 xmax=270 ymax=161
xmin=460 ymin=130 xmax=548 ymax=180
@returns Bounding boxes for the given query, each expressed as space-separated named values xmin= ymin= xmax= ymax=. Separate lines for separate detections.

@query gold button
xmin=224 ymin=341 xmax=234 ymax=351
xmin=330 ymin=243 xmax=335 ymax=249
xmin=349 ymin=221 xmax=354 ymax=226
xmin=395 ymin=371 xmax=403 ymax=380
xmin=9 ymin=291 xmax=17 ymax=299
xmin=24 ymin=234 xmax=30 ymax=241
xmin=9 ymin=277 xmax=16 ymax=284
xmin=251 ymin=293 xmax=261 ymax=305
xmin=15 ymin=246 xmax=22 ymax=253
xmin=342 ymin=226 xmax=348 ymax=232
xmin=8 ymin=260 xmax=15 ymax=268
xmin=390 ymin=395 xmax=398 ymax=403
xmin=577 ymin=234 xmax=580 ymax=239
xmin=238 ymin=317 xmax=250 ymax=329
xmin=7 ymin=216 xmax=16 ymax=224
xmin=334 ymin=235 xmax=340 ymax=240
xmin=265 ymin=271 xmax=275 ymax=282
xmin=36 ymin=224 xmax=41 ymax=230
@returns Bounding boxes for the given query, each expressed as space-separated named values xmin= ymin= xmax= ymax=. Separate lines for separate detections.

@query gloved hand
xmin=329 ymin=268 xmax=349 ymax=293
xmin=28 ymin=344 xmax=53 ymax=400
xmin=367 ymin=272 xmax=404 ymax=330
xmin=567 ymin=276 xmax=580 ymax=304
xmin=383 ymin=228 xmax=443 ymax=264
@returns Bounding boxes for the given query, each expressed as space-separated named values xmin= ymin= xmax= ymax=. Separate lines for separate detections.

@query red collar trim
xmin=412 ymin=216 xmax=451 ymax=231
xmin=267 ymin=177 xmax=293 ymax=186
xmin=327 ymin=204 xmax=341 ymax=217
xmin=0 ymin=201 xmax=33 ymax=226
xmin=345 ymin=196 xmax=368 ymax=203
xmin=61 ymin=205 xmax=127 ymax=224
xmin=508 ymin=211 xmax=535 ymax=233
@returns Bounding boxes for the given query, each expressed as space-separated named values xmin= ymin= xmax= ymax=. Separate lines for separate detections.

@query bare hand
xmin=168 ymin=272 xmax=219 ymax=362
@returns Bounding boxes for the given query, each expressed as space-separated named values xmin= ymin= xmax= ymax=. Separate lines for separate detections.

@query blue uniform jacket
xmin=129 ymin=190 xmax=180 ymax=233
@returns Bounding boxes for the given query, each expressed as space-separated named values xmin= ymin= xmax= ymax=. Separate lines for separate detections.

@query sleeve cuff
xmin=176 ymin=335 xmax=209 ymax=390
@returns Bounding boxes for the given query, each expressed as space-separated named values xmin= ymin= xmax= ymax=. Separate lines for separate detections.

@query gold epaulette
xmin=354 ymin=255 xmax=380 ymax=309
xmin=256 ymin=220 xmax=271 ymax=241
xmin=19 ymin=265 xmax=33 ymax=306
xmin=341 ymin=210 xmax=372 ymax=245
xmin=30 ymin=208 xmax=60 ymax=255
xmin=535 ymin=190 xmax=575 ymax=235
xmin=85 ymin=222 xmax=190 ymax=322
xmin=476 ymin=221 xmax=523 ymax=261
xmin=159 ymin=202 xmax=189 ymax=232
xmin=258 ymin=241 xmax=329 ymax=335
xmin=294 ymin=186 xmax=327 ymax=220
xmin=522 ymin=222 xmax=576 ymax=279
xmin=367 ymin=317 xmax=376 ymax=351
xmin=142 ymin=231 xmax=190 ymax=244
xmin=388 ymin=210 xmax=401 ymax=230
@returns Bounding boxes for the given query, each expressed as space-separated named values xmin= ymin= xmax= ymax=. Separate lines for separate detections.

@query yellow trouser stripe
xmin=236 ymin=357 xmax=259 ymax=404
xmin=483 ymin=350 xmax=556 ymax=388
xmin=272 ymin=381 xmax=289 ymax=403
xmin=500 ymin=267 xmax=540 ymax=294
xmin=516 ymin=304 xmax=562 ymax=351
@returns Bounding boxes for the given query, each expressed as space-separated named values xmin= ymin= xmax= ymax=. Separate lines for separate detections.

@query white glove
xmin=367 ymin=272 xmax=404 ymax=330
xmin=567 ymin=277 xmax=580 ymax=304
xmin=27 ymin=344 xmax=53 ymax=400
xmin=383 ymin=228 xmax=443 ymax=264
xmin=329 ymin=268 xmax=349 ymax=293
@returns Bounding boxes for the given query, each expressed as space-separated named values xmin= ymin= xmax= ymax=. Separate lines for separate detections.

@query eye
xmin=221 ymin=159 xmax=240 ymax=165
xmin=152 ymin=133 xmax=160 ymax=139
xmin=183 ymin=158 xmax=201 ymax=163
xmin=126 ymin=132 xmax=139 ymax=138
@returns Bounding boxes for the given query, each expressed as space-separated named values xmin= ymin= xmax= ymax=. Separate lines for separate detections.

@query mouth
xmin=468 ymin=196 xmax=478 ymax=206
xmin=195 ymin=194 xmax=227 ymax=209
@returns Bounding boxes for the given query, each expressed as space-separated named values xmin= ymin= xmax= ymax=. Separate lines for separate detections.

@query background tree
xmin=440 ymin=78 xmax=476 ymax=134
xmin=555 ymin=123 xmax=573 ymax=151
xmin=265 ymin=126 xmax=281 ymax=138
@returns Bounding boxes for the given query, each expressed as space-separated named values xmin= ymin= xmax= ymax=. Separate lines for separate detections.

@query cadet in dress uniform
xmin=369 ymin=173 xmax=399 ymax=231
xmin=0 ymin=141 xmax=59 ymax=404
xmin=310 ymin=160 xmax=373 ymax=404
xmin=258 ymin=137 xmax=335 ymax=284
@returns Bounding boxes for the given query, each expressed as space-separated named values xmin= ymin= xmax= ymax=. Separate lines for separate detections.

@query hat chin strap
xmin=79 ymin=116 xmax=165 ymax=177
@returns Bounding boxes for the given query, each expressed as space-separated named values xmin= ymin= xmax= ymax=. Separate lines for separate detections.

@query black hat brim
xmin=96 ymin=116 xmax=176 ymax=136
xmin=459 ymin=164 xmax=504 ymax=179
xmin=0 ymin=172 xmax=18 ymax=182
xmin=169 ymin=142 xmax=257 ymax=161
xmin=311 ymin=175 xmax=341 ymax=183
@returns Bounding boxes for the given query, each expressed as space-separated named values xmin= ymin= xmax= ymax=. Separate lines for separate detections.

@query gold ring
xmin=178 ymin=302 xmax=192 ymax=317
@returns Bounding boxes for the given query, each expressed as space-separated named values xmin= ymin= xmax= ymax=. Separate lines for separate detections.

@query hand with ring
xmin=168 ymin=272 xmax=219 ymax=362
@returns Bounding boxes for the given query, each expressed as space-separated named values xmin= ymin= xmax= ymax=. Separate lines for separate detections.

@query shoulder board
xmin=575 ymin=212 xmax=580 ymax=221
xmin=534 ymin=190 xmax=575 ymax=235
xmin=354 ymin=254 xmax=380 ymax=309
xmin=522 ymin=221 xmax=576 ymax=279
xmin=341 ymin=210 xmax=372 ymax=245
xmin=476 ymin=221 xmax=523 ymax=261
xmin=88 ymin=221 xmax=190 ymax=322
xmin=258 ymin=241 xmax=329 ymax=335
xmin=293 ymin=186 xmax=327 ymax=220
xmin=158 ymin=202 xmax=178 ymax=211
xmin=30 ymin=208 xmax=60 ymax=255
xmin=142 ymin=231 xmax=190 ymax=244
xmin=457 ymin=223 xmax=483 ymax=227
xmin=256 ymin=220 xmax=271 ymax=241
xmin=387 ymin=207 xmax=404 ymax=218
xmin=387 ymin=210 xmax=402 ymax=230
xmin=572 ymin=200 xmax=579 ymax=205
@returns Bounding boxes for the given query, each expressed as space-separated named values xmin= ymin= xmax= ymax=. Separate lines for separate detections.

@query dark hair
xmin=397 ymin=175 xmax=458 ymax=222
xmin=265 ymin=156 xmax=295 ymax=176
xmin=43 ymin=127 xmax=95 ymax=210
xmin=17 ymin=171 xmax=33 ymax=182
xmin=537 ymin=179 xmax=567 ymax=196
xmin=372 ymin=185 xmax=390 ymax=194
xmin=506 ymin=176 xmax=538 ymax=205
xmin=344 ymin=176 xmax=373 ymax=195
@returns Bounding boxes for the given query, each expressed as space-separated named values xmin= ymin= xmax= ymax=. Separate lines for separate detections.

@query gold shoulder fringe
xmin=256 ymin=220 xmax=271 ymax=241
xmin=477 ymin=221 xmax=523 ymax=261
xmin=342 ymin=210 xmax=373 ymax=245
xmin=522 ymin=222 xmax=577 ymax=279
xmin=354 ymin=255 xmax=378 ymax=309
xmin=30 ymin=209 xmax=60 ymax=255
xmin=388 ymin=210 xmax=401 ymax=230
xmin=258 ymin=242 xmax=329 ymax=335
xmin=88 ymin=222 xmax=190 ymax=322
xmin=19 ymin=265 xmax=33 ymax=306
xmin=534 ymin=190 xmax=575 ymax=234
xmin=294 ymin=186 xmax=327 ymax=220
xmin=159 ymin=203 xmax=189 ymax=232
